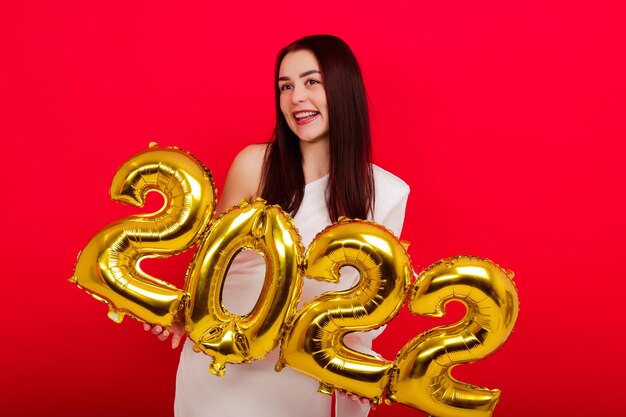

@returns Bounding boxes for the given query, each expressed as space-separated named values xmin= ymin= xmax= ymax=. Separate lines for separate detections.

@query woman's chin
xmin=297 ymin=134 xmax=329 ymax=145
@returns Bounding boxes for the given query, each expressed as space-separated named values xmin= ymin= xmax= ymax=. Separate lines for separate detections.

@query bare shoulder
xmin=231 ymin=143 xmax=267 ymax=171
xmin=216 ymin=143 xmax=269 ymax=215
xmin=229 ymin=143 xmax=267 ymax=192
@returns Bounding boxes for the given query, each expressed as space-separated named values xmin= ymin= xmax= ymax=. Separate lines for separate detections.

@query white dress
xmin=175 ymin=165 xmax=410 ymax=417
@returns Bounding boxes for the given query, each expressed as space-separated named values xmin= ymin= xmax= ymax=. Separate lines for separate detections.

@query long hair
xmin=260 ymin=34 xmax=375 ymax=222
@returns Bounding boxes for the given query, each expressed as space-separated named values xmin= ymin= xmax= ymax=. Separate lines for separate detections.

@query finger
xmin=157 ymin=330 xmax=169 ymax=341
xmin=360 ymin=398 xmax=370 ymax=404
xmin=151 ymin=325 xmax=163 ymax=335
xmin=350 ymin=394 xmax=358 ymax=401
xmin=143 ymin=323 xmax=151 ymax=331
xmin=172 ymin=331 xmax=185 ymax=349
xmin=337 ymin=390 xmax=347 ymax=397
xmin=371 ymin=405 xmax=377 ymax=411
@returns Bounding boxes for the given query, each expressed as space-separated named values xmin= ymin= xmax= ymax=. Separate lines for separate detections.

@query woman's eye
xmin=280 ymin=84 xmax=293 ymax=92
xmin=306 ymin=79 xmax=320 ymax=86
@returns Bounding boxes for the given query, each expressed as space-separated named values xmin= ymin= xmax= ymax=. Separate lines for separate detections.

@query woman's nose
xmin=291 ymin=85 xmax=307 ymax=104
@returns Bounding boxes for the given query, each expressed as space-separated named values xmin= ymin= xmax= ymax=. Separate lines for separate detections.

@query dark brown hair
xmin=260 ymin=34 xmax=374 ymax=221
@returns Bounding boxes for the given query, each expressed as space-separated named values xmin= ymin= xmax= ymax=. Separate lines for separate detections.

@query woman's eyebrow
xmin=278 ymin=69 xmax=321 ymax=81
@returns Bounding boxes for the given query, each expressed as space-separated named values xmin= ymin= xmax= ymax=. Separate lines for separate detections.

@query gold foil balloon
xmin=70 ymin=144 xmax=216 ymax=327
xmin=278 ymin=219 xmax=412 ymax=404
xmin=185 ymin=199 xmax=304 ymax=376
xmin=388 ymin=255 xmax=519 ymax=417
xmin=68 ymin=144 xmax=522 ymax=407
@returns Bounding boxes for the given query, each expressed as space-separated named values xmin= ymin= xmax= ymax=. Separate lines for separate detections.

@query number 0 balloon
xmin=185 ymin=199 xmax=304 ymax=376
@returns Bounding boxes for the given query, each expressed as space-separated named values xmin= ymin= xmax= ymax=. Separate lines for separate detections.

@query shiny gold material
xmin=70 ymin=145 xmax=216 ymax=327
xmin=388 ymin=255 xmax=519 ymax=417
xmin=185 ymin=199 xmax=304 ymax=376
xmin=279 ymin=219 xmax=412 ymax=404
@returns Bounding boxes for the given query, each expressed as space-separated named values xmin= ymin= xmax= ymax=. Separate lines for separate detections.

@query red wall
xmin=1 ymin=1 xmax=624 ymax=416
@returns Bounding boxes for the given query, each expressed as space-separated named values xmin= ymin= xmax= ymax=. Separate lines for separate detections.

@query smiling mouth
xmin=293 ymin=111 xmax=320 ymax=125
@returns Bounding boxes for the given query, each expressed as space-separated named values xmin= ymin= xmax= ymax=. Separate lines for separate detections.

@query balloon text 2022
xmin=70 ymin=146 xmax=519 ymax=416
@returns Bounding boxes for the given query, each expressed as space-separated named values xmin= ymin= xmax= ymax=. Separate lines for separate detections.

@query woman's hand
xmin=143 ymin=319 xmax=186 ymax=349
xmin=336 ymin=390 xmax=376 ymax=410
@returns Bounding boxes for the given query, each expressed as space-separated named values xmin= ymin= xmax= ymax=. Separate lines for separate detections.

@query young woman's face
xmin=278 ymin=49 xmax=329 ymax=144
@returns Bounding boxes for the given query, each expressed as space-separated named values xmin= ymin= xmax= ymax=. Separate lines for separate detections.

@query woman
xmin=148 ymin=34 xmax=410 ymax=417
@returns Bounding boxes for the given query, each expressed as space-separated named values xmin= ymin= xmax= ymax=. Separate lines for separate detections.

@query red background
xmin=1 ymin=1 xmax=624 ymax=416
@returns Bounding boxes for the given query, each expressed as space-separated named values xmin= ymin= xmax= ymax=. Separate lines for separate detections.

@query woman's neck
xmin=300 ymin=138 xmax=330 ymax=184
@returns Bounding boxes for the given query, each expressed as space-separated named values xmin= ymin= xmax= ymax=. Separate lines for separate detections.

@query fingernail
xmin=155 ymin=326 xmax=162 ymax=332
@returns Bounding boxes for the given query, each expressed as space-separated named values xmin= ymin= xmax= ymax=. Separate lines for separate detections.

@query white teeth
xmin=294 ymin=111 xmax=318 ymax=119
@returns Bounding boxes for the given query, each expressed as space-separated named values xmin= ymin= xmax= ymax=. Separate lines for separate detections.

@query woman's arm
xmin=213 ymin=143 xmax=267 ymax=216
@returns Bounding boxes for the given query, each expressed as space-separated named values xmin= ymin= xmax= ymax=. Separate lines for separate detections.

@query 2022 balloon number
xmin=71 ymin=146 xmax=519 ymax=417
